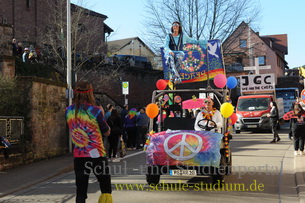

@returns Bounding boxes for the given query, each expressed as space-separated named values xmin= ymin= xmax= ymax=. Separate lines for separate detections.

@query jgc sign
xmin=240 ymin=74 xmax=275 ymax=93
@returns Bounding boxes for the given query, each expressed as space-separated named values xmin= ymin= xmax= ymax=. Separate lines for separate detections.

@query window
xmin=236 ymin=57 xmax=243 ymax=64
xmin=78 ymin=24 xmax=86 ymax=33
xmin=240 ymin=40 xmax=247 ymax=48
xmin=45 ymin=26 xmax=51 ymax=33
xmin=258 ymin=56 xmax=266 ymax=65
xmin=26 ymin=0 xmax=30 ymax=8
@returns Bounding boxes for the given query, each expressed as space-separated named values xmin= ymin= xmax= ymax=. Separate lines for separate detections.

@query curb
xmin=295 ymin=150 xmax=305 ymax=203
xmin=0 ymin=156 xmax=74 ymax=198
xmin=0 ymin=163 xmax=74 ymax=198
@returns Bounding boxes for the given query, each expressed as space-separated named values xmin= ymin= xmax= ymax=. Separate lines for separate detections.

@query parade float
xmin=144 ymin=39 xmax=238 ymax=185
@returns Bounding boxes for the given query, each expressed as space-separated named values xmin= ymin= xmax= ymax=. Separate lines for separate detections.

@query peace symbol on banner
xmin=164 ymin=132 xmax=203 ymax=161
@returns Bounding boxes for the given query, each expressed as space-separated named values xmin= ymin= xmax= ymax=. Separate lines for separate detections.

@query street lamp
xmin=67 ymin=0 xmax=72 ymax=153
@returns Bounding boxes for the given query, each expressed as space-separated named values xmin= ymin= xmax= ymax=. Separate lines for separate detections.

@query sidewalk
xmin=0 ymin=153 xmax=74 ymax=198
xmin=294 ymin=144 xmax=305 ymax=203
xmin=280 ymin=123 xmax=305 ymax=203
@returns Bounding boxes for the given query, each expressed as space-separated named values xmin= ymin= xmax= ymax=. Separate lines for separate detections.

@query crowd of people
xmin=268 ymin=99 xmax=305 ymax=156
xmin=103 ymin=104 xmax=150 ymax=163
xmin=12 ymin=38 xmax=40 ymax=63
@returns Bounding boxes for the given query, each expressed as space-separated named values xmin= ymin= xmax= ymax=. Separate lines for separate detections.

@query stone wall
xmin=0 ymin=77 xmax=68 ymax=170
xmin=0 ymin=55 xmax=15 ymax=78
xmin=28 ymin=78 xmax=67 ymax=159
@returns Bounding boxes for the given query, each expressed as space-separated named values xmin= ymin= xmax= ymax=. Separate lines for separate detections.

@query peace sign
xmin=164 ymin=132 xmax=203 ymax=161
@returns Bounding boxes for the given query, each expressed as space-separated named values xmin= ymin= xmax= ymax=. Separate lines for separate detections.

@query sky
xmin=71 ymin=0 xmax=305 ymax=69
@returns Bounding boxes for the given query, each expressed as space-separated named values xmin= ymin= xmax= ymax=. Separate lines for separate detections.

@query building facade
xmin=0 ymin=0 xmax=113 ymax=56
xmin=107 ymin=37 xmax=159 ymax=69
xmin=223 ymin=21 xmax=288 ymax=82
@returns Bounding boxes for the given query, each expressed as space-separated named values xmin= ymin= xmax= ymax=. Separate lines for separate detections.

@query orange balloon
xmin=146 ymin=103 xmax=159 ymax=118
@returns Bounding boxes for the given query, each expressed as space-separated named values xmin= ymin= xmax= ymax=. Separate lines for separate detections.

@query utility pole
xmin=67 ymin=0 xmax=72 ymax=153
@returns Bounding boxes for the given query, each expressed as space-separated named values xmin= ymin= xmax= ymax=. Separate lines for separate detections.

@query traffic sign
xmin=122 ymin=81 xmax=129 ymax=95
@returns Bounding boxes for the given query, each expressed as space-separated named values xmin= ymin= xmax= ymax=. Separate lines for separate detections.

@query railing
xmin=0 ymin=116 xmax=24 ymax=148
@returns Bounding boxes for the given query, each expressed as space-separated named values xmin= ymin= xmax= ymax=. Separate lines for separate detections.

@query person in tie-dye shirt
xmin=66 ymin=81 xmax=112 ymax=203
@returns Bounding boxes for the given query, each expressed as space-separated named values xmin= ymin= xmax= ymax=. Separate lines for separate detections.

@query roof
xmin=108 ymin=37 xmax=156 ymax=56
xmin=260 ymin=34 xmax=288 ymax=55
xmin=71 ymin=3 xmax=108 ymax=19
xmin=104 ymin=24 xmax=113 ymax=34
xmin=71 ymin=3 xmax=113 ymax=35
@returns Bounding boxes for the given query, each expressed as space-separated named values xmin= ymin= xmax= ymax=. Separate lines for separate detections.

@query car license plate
xmin=170 ymin=170 xmax=197 ymax=176
xmin=247 ymin=125 xmax=257 ymax=128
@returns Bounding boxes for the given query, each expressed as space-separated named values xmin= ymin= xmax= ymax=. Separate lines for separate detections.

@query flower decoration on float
xmin=223 ymin=97 xmax=235 ymax=157
xmin=144 ymin=130 xmax=155 ymax=151
xmin=181 ymin=44 xmax=205 ymax=72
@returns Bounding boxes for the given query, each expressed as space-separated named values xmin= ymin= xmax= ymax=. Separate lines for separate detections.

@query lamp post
xmin=67 ymin=0 xmax=72 ymax=153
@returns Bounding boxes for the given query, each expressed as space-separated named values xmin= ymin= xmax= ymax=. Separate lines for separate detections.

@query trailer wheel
xmin=212 ymin=154 xmax=226 ymax=184
xmin=146 ymin=174 xmax=160 ymax=185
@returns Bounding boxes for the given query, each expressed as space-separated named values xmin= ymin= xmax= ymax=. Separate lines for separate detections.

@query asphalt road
xmin=0 ymin=127 xmax=299 ymax=203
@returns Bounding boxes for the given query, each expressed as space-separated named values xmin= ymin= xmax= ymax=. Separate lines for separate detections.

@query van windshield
xmin=237 ymin=97 xmax=270 ymax=111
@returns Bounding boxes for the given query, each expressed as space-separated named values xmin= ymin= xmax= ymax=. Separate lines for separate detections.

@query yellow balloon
xmin=220 ymin=102 xmax=234 ymax=118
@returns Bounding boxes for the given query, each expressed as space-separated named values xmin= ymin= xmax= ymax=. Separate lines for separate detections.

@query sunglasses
xmin=172 ymin=23 xmax=180 ymax=27
xmin=204 ymin=101 xmax=211 ymax=104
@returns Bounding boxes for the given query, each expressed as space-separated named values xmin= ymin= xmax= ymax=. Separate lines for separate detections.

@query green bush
xmin=0 ymin=76 xmax=22 ymax=116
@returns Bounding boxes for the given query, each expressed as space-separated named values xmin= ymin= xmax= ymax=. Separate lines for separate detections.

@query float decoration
xmin=213 ymin=74 xmax=227 ymax=88
xmin=156 ymin=79 xmax=168 ymax=90
xmin=146 ymin=103 xmax=159 ymax=119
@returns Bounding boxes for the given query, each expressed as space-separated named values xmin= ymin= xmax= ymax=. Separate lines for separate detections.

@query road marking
xmin=121 ymin=151 xmax=145 ymax=160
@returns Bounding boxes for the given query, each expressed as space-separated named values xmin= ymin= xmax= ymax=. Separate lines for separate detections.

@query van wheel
xmin=146 ymin=174 xmax=160 ymax=185
xmin=212 ymin=174 xmax=224 ymax=185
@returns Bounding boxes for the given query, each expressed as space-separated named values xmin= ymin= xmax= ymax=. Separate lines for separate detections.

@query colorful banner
xmin=146 ymin=130 xmax=223 ymax=167
xmin=161 ymin=39 xmax=225 ymax=83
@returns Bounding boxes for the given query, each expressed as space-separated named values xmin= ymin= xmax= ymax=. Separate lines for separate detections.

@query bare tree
xmin=36 ymin=0 xmax=122 ymax=88
xmin=142 ymin=0 xmax=261 ymax=53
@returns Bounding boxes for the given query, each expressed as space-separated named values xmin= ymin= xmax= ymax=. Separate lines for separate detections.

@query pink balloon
xmin=213 ymin=74 xmax=227 ymax=88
